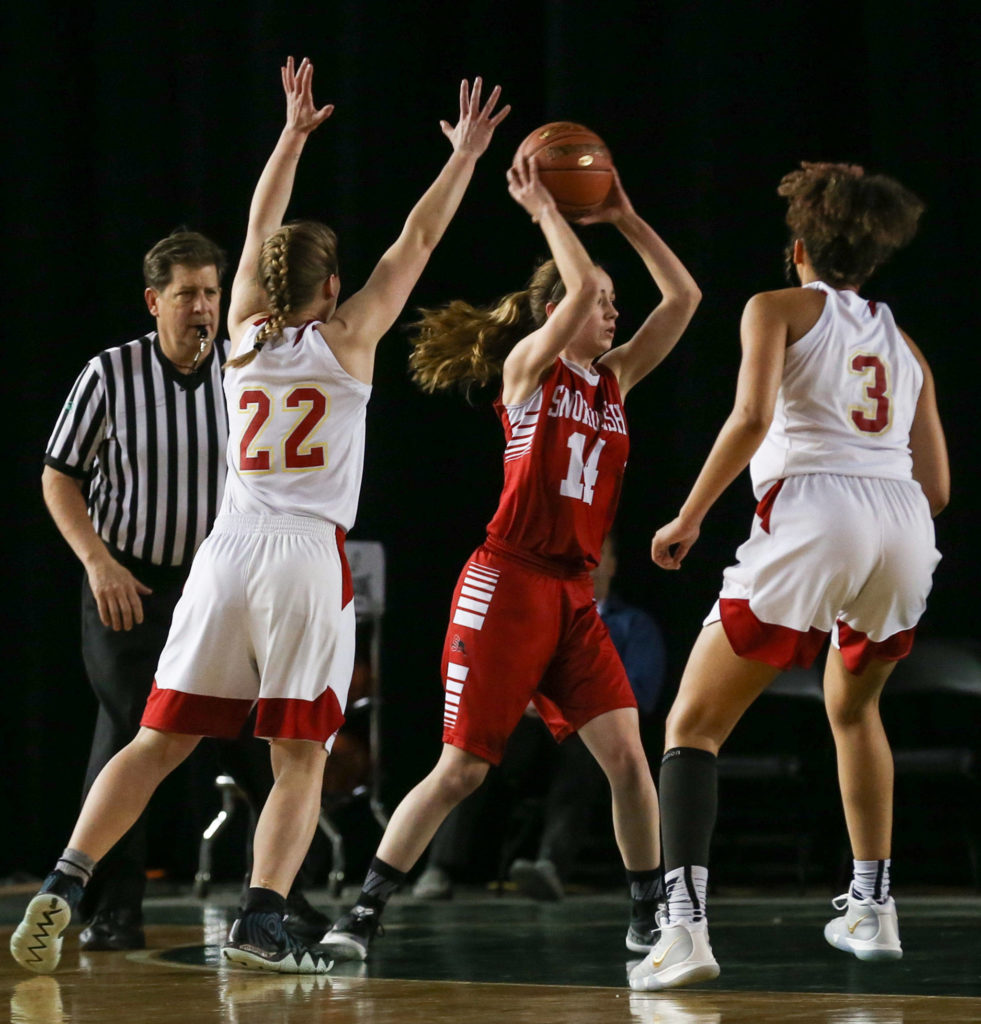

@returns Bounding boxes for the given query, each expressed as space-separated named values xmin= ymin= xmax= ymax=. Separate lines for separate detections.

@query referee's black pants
xmin=78 ymin=556 xmax=189 ymax=920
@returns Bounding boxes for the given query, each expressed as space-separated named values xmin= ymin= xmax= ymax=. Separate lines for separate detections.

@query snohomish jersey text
xmin=486 ymin=357 xmax=628 ymax=575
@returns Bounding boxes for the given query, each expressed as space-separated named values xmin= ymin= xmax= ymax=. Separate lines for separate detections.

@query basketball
xmin=514 ymin=122 xmax=614 ymax=217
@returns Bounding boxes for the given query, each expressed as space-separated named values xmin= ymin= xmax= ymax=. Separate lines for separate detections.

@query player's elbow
xmin=913 ymin=458 xmax=950 ymax=517
xmin=924 ymin=481 xmax=950 ymax=517
xmin=678 ymin=281 xmax=702 ymax=313
xmin=730 ymin=404 xmax=772 ymax=441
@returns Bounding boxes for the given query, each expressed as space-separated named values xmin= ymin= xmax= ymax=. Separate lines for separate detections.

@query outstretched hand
xmin=441 ymin=77 xmax=510 ymax=157
xmin=282 ymin=56 xmax=334 ymax=135
xmin=572 ymin=166 xmax=635 ymax=225
xmin=506 ymin=156 xmax=556 ymax=222
xmin=651 ymin=516 xmax=700 ymax=570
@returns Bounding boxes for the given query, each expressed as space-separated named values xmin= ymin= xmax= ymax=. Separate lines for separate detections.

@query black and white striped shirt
xmin=45 ymin=332 xmax=230 ymax=568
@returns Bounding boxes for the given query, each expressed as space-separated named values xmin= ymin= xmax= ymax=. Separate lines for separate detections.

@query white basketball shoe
xmin=824 ymin=892 xmax=902 ymax=961
xmin=629 ymin=918 xmax=720 ymax=991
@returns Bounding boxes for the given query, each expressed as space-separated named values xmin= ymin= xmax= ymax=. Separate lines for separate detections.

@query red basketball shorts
xmin=439 ymin=545 xmax=636 ymax=764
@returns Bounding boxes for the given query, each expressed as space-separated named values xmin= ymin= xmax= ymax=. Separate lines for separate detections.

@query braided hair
xmin=227 ymin=220 xmax=339 ymax=369
xmin=779 ymin=162 xmax=924 ymax=287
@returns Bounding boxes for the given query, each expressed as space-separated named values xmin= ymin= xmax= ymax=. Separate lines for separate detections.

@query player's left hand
xmin=572 ymin=167 xmax=635 ymax=225
xmin=651 ymin=516 xmax=699 ymax=570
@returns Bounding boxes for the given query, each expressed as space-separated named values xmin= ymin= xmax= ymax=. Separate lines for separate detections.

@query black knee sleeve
xmin=660 ymin=746 xmax=718 ymax=871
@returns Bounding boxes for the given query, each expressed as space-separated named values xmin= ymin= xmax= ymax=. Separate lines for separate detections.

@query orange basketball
xmin=514 ymin=122 xmax=614 ymax=217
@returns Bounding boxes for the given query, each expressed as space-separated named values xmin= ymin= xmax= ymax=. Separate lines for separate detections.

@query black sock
xmin=243 ymin=886 xmax=286 ymax=916
xmin=659 ymin=746 xmax=718 ymax=871
xmin=626 ymin=867 xmax=663 ymax=927
xmin=356 ymin=856 xmax=406 ymax=913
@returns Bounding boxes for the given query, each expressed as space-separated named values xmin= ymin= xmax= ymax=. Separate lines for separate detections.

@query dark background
xmin=4 ymin=2 xmax=978 ymax=888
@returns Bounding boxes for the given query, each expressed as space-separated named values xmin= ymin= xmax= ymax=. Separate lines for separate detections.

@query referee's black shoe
xmin=79 ymin=907 xmax=146 ymax=951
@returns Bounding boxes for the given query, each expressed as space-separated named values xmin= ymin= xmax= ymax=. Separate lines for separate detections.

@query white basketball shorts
xmin=143 ymin=513 xmax=355 ymax=748
xmin=705 ymin=474 xmax=940 ymax=673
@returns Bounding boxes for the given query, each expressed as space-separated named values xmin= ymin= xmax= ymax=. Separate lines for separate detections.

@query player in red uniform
xmin=323 ymin=158 xmax=700 ymax=962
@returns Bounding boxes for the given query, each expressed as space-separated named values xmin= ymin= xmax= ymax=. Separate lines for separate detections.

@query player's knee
xmin=602 ymin=743 xmax=651 ymax=793
xmin=826 ymin=692 xmax=882 ymax=730
xmin=432 ymin=759 xmax=488 ymax=804
xmin=665 ymin=702 xmax=707 ymax=747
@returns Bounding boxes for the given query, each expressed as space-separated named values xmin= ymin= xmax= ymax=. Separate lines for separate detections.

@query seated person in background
xmin=414 ymin=532 xmax=666 ymax=900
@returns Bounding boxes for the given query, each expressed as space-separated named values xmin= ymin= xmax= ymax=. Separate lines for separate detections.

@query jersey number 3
xmin=849 ymin=354 xmax=891 ymax=434
xmin=560 ymin=433 xmax=605 ymax=505
xmin=239 ymin=386 xmax=329 ymax=472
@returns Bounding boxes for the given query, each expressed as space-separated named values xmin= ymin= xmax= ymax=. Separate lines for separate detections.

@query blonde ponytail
xmin=409 ymin=259 xmax=566 ymax=394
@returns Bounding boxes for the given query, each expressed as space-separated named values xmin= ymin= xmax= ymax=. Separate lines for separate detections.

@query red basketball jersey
xmin=486 ymin=357 xmax=629 ymax=574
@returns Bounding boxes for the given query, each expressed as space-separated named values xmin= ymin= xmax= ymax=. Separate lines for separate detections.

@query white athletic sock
xmin=664 ymin=865 xmax=709 ymax=925
xmin=851 ymin=858 xmax=891 ymax=902
xmin=55 ymin=847 xmax=96 ymax=885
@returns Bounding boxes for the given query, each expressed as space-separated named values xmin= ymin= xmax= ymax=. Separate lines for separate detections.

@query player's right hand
xmin=507 ymin=156 xmax=555 ymax=222
xmin=282 ymin=56 xmax=334 ymax=136
xmin=87 ymin=558 xmax=153 ymax=631
xmin=442 ymin=77 xmax=510 ymax=158
xmin=651 ymin=516 xmax=699 ymax=570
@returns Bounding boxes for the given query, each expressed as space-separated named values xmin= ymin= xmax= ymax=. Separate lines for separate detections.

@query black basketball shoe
xmin=10 ymin=871 xmax=85 ymax=974
xmin=222 ymin=910 xmax=333 ymax=974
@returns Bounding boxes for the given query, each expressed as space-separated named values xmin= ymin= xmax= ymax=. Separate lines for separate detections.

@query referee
xmin=43 ymin=230 xmax=229 ymax=950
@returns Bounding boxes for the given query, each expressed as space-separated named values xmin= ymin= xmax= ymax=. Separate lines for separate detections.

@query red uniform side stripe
xmin=837 ymin=621 xmax=916 ymax=674
xmin=719 ymin=598 xmax=827 ymax=670
xmin=755 ymin=479 xmax=785 ymax=535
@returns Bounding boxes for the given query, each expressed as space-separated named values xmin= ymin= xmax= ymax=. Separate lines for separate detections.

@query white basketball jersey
xmin=750 ymin=282 xmax=923 ymax=499
xmin=220 ymin=320 xmax=372 ymax=530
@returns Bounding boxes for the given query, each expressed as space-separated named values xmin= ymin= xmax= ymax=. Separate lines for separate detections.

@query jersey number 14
xmin=560 ymin=433 xmax=606 ymax=505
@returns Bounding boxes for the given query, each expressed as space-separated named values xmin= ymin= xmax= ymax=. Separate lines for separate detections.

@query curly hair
xmin=227 ymin=220 xmax=339 ymax=369
xmin=779 ymin=161 xmax=924 ymax=287
xmin=408 ymin=259 xmax=567 ymax=395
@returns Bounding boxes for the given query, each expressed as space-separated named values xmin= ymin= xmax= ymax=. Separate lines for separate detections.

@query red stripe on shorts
xmin=336 ymin=530 xmax=354 ymax=610
xmin=836 ymin=621 xmax=916 ymax=674
xmin=719 ymin=597 xmax=827 ymax=670
xmin=256 ymin=687 xmax=345 ymax=743
xmin=755 ymin=479 xmax=785 ymax=534
xmin=141 ymin=681 xmax=255 ymax=739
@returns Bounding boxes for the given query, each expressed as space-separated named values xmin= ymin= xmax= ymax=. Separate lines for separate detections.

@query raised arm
xmin=651 ymin=290 xmax=787 ymax=570
xmin=588 ymin=170 xmax=701 ymax=399
xmin=227 ymin=57 xmax=334 ymax=351
xmin=500 ymin=158 xmax=606 ymax=405
xmin=324 ymin=78 xmax=509 ymax=382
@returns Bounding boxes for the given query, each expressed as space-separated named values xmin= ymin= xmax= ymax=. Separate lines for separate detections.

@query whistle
xmin=190 ymin=325 xmax=208 ymax=372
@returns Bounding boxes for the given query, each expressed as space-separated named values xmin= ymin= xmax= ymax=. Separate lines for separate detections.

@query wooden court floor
xmin=3 ymin=886 xmax=980 ymax=1023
